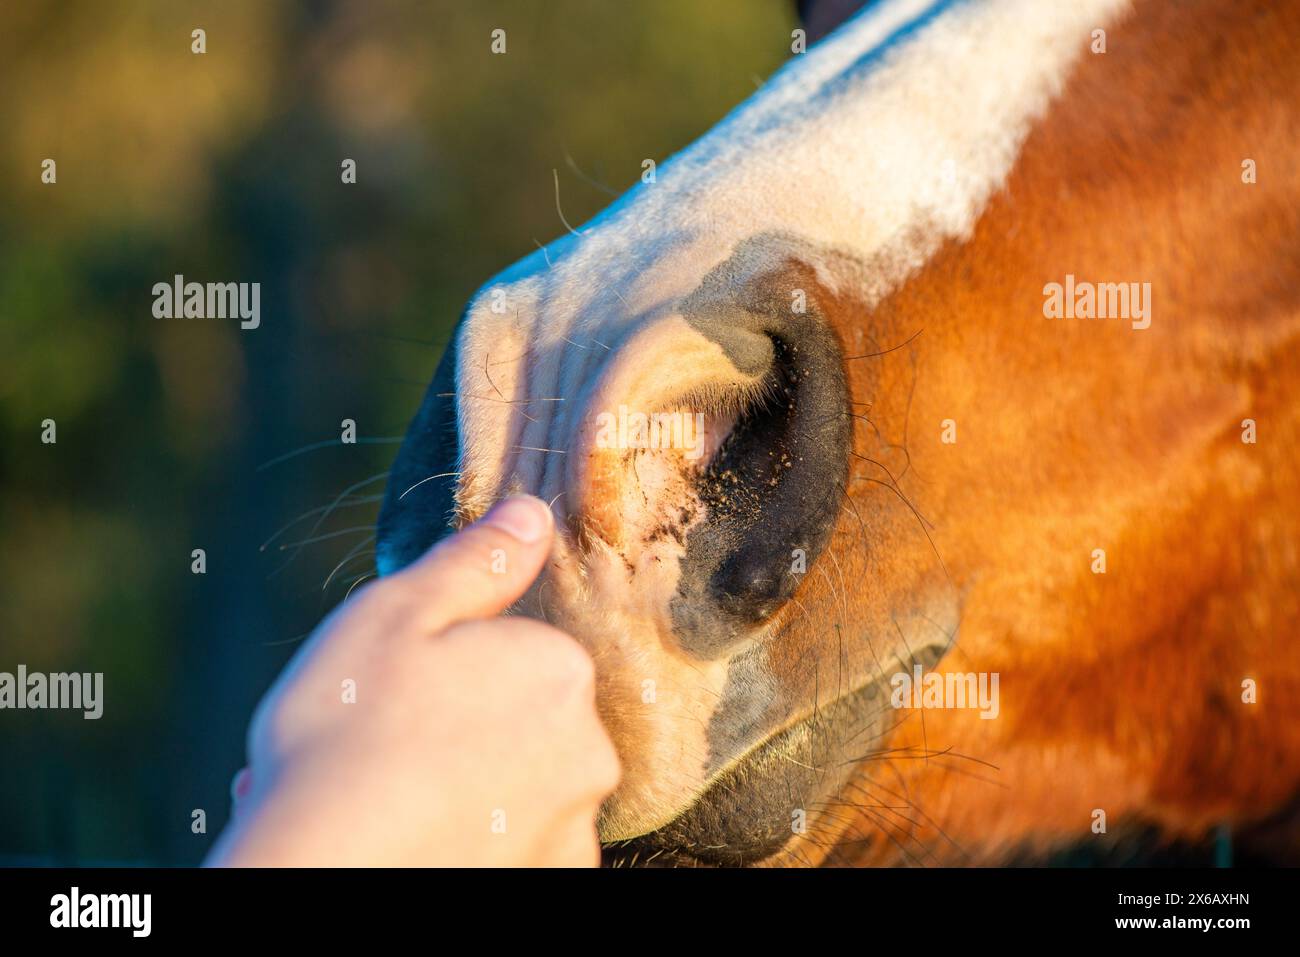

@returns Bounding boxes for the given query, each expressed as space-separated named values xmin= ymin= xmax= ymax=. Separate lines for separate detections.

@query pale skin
xmin=204 ymin=495 xmax=621 ymax=867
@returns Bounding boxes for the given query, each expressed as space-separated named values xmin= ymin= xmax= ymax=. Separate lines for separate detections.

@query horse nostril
xmin=380 ymin=255 xmax=852 ymax=668
xmin=561 ymin=260 xmax=853 ymax=660
xmin=672 ymin=318 xmax=852 ymax=658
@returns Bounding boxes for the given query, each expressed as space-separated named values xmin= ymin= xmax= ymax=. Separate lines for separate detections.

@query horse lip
xmin=601 ymin=637 xmax=948 ymax=867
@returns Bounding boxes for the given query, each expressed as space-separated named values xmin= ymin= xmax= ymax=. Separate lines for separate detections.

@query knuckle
xmin=248 ymin=689 xmax=292 ymax=753
xmin=591 ymin=738 xmax=622 ymax=794
xmin=528 ymin=626 xmax=597 ymax=690
xmin=343 ymin=573 xmax=412 ymax=623
xmin=431 ymin=619 xmax=507 ymax=668
xmin=436 ymin=617 xmax=488 ymax=645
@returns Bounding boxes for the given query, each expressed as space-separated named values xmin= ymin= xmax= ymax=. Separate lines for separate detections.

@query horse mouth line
xmin=601 ymin=639 xmax=947 ymax=868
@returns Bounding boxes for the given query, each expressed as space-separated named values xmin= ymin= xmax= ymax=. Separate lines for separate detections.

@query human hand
xmin=204 ymin=495 xmax=620 ymax=867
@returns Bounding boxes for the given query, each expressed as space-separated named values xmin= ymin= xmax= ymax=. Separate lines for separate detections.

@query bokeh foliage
xmin=0 ymin=1 xmax=793 ymax=864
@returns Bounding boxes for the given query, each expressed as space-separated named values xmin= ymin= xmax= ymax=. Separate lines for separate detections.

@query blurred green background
xmin=0 ymin=0 xmax=794 ymax=865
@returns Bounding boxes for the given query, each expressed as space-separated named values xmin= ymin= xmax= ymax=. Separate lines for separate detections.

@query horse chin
xmin=602 ymin=637 xmax=947 ymax=868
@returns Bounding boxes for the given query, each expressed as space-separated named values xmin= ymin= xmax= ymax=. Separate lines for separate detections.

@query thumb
xmin=391 ymin=494 xmax=555 ymax=631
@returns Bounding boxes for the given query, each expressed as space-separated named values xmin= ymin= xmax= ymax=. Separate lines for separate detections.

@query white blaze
xmin=455 ymin=0 xmax=1133 ymax=509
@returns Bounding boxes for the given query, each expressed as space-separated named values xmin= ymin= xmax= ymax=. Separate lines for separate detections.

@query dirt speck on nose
xmin=644 ymin=501 xmax=699 ymax=549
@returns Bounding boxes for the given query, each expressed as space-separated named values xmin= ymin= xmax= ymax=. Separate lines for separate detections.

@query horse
xmin=376 ymin=0 xmax=1300 ymax=865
